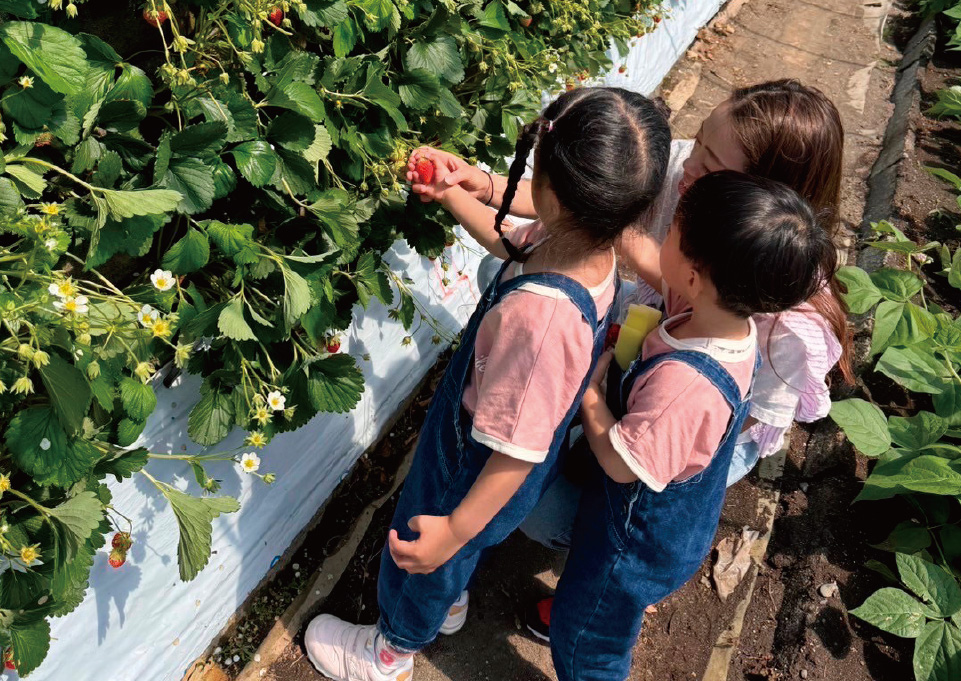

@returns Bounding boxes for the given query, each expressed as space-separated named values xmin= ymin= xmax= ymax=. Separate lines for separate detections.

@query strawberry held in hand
xmin=415 ymin=157 xmax=435 ymax=185
xmin=268 ymin=7 xmax=284 ymax=26
xmin=326 ymin=336 xmax=341 ymax=354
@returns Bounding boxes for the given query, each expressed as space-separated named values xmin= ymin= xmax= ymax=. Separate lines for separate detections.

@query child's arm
xmin=388 ymin=453 xmax=535 ymax=574
xmin=439 ymin=184 xmax=512 ymax=260
xmin=615 ymin=229 xmax=662 ymax=291
xmin=580 ymin=351 xmax=641 ymax=484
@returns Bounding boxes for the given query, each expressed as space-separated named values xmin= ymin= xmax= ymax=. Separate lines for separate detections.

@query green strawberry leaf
xmin=162 ymin=227 xmax=210 ymax=274
xmin=119 ymin=377 xmax=157 ymax=422
xmin=0 ymin=21 xmax=89 ymax=95
xmin=307 ymin=354 xmax=365 ymax=413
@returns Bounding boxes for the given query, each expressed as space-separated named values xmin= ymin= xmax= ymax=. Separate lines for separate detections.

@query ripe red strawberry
xmin=520 ymin=16 xmax=532 ymax=27
xmin=268 ymin=7 xmax=284 ymax=26
xmin=618 ymin=65 xmax=627 ymax=74
xmin=108 ymin=548 xmax=127 ymax=568
xmin=326 ymin=336 xmax=341 ymax=354
xmin=605 ymin=323 xmax=621 ymax=349
xmin=143 ymin=8 xmax=168 ymax=27
xmin=112 ymin=532 xmax=132 ymax=551
xmin=415 ymin=158 xmax=435 ymax=185
xmin=654 ymin=15 xmax=662 ymax=23
xmin=3 ymin=647 xmax=14 ymax=671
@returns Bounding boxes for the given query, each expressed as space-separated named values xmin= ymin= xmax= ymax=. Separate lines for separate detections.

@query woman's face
xmin=680 ymin=101 xmax=750 ymax=194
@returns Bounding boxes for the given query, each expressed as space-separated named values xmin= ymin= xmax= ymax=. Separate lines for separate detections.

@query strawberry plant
xmin=0 ymin=0 xmax=666 ymax=674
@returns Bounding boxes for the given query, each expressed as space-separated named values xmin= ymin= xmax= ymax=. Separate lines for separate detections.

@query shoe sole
xmin=525 ymin=623 xmax=550 ymax=644
xmin=438 ymin=617 xmax=466 ymax=635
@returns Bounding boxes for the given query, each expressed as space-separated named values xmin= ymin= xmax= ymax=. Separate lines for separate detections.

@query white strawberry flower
xmin=138 ymin=304 xmax=158 ymax=327
xmin=53 ymin=295 xmax=89 ymax=315
xmin=266 ymin=390 xmax=286 ymax=411
xmin=240 ymin=452 xmax=261 ymax=473
xmin=150 ymin=269 xmax=175 ymax=291
xmin=48 ymin=278 xmax=77 ymax=299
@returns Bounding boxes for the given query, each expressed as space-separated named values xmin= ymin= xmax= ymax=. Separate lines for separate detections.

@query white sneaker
xmin=439 ymin=591 xmax=469 ymax=635
xmin=304 ymin=615 xmax=413 ymax=681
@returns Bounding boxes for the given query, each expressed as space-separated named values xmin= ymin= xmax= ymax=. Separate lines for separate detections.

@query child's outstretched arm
xmin=615 ymin=229 xmax=662 ymax=291
xmin=439 ymin=184 xmax=512 ymax=260
xmin=388 ymin=454 xmax=535 ymax=574
xmin=581 ymin=351 xmax=641 ymax=484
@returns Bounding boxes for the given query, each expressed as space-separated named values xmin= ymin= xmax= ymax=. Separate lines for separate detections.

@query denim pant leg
xmin=549 ymin=476 xmax=651 ymax=681
xmin=519 ymin=474 xmax=582 ymax=551
xmin=726 ymin=440 xmax=760 ymax=487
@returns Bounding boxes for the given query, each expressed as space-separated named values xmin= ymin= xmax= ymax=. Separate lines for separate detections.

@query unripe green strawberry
xmin=112 ymin=531 xmax=132 ymax=551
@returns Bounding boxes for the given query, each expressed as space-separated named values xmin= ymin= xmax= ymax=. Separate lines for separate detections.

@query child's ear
xmin=687 ymin=266 xmax=704 ymax=300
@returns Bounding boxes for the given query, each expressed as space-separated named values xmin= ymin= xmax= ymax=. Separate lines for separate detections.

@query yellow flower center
xmin=20 ymin=545 xmax=39 ymax=564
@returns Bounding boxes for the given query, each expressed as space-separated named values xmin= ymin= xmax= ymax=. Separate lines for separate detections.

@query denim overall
xmin=551 ymin=348 xmax=759 ymax=681
xmin=377 ymin=257 xmax=617 ymax=652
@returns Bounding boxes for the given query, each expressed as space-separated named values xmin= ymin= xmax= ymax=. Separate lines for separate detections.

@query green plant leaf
xmin=299 ymin=0 xmax=349 ymax=27
xmin=205 ymin=220 xmax=258 ymax=264
xmin=155 ymin=484 xmax=240 ymax=581
xmin=1 ymin=79 xmax=63 ymax=129
xmin=38 ymin=353 xmax=91 ymax=435
xmin=352 ymin=251 xmax=394 ymax=308
xmin=889 ymin=412 xmax=949 ymax=451
xmin=100 ymin=188 xmax=183 ymax=220
xmin=93 ymin=448 xmax=149 ymax=483
xmin=830 ymin=398 xmax=891 ymax=456
xmin=5 ymin=407 xmax=100 ymax=487
xmin=116 ymin=417 xmax=146 ymax=447
xmin=914 ymin=620 xmax=961 ymax=681
xmin=162 ymin=227 xmax=210 ymax=274
xmin=877 ymin=345 xmax=953 ymax=395
xmin=899 ymin=455 xmax=961 ymax=495
xmin=48 ymin=491 xmax=104 ymax=563
xmin=398 ymin=68 xmax=442 ymax=110
xmin=230 ymin=140 xmax=279 ymax=188
xmin=871 ymin=268 xmax=924 ymax=302
xmin=307 ymin=354 xmax=365 ymax=413
xmin=872 ymin=521 xmax=932 ymax=553
xmin=161 ymin=158 xmax=217 ymax=214
xmin=951 ymin=249 xmax=961 ymax=291
xmin=170 ymin=121 xmax=228 ymax=158
xmin=897 ymin=552 xmax=961 ymax=618
xmin=836 ymin=267 xmax=882 ymax=314
xmin=405 ymin=36 xmax=464 ymax=85
xmin=872 ymin=300 xmax=905 ymax=356
xmin=218 ymin=297 xmax=258 ymax=341
xmin=0 ymin=21 xmax=89 ymax=95
xmin=119 ymin=377 xmax=157 ymax=422
xmin=926 ymin=166 xmax=961 ymax=191
xmin=5 ymin=164 xmax=46 ymax=198
xmin=933 ymin=383 xmax=961 ymax=427
xmin=9 ymin=617 xmax=50 ymax=677
xmin=850 ymin=587 xmax=928 ymax=638
xmin=282 ymin=265 xmax=312 ymax=327
xmin=187 ymin=386 xmax=235 ymax=446
xmin=268 ymin=80 xmax=327 ymax=122
xmin=95 ymin=99 xmax=147 ymax=132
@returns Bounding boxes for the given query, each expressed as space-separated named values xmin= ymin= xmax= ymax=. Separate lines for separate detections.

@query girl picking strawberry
xmin=303 ymin=87 xmax=671 ymax=681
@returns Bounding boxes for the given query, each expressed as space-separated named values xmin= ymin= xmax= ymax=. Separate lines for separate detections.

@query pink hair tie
xmin=546 ymin=119 xmax=555 ymax=132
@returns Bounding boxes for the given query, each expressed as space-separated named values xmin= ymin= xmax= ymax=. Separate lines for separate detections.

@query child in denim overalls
xmin=549 ymin=171 xmax=840 ymax=681
xmin=304 ymin=87 xmax=672 ymax=681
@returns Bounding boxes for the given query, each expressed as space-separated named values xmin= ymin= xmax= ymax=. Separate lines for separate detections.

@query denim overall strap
xmin=620 ymin=349 xmax=745 ymax=416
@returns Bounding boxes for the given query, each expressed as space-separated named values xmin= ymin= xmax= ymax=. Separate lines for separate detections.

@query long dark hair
xmin=676 ymin=171 xmax=836 ymax=318
xmin=729 ymin=79 xmax=853 ymax=382
xmin=494 ymin=87 xmax=671 ymax=261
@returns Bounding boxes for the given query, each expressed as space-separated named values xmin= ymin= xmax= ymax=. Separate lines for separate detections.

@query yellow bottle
xmin=613 ymin=304 xmax=663 ymax=369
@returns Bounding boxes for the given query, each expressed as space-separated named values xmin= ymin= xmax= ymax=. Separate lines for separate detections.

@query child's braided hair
xmin=494 ymin=87 xmax=672 ymax=261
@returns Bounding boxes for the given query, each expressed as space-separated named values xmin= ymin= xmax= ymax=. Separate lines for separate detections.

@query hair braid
xmin=494 ymin=119 xmax=545 ymax=262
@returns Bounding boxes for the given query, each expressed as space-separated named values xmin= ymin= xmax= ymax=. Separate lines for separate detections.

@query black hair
xmin=675 ymin=170 xmax=835 ymax=318
xmin=494 ymin=87 xmax=672 ymax=261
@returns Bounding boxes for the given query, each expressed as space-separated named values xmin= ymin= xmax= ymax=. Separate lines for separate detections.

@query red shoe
xmin=524 ymin=596 xmax=552 ymax=643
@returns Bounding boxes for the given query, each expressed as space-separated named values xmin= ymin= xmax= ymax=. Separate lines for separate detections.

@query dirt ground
xmin=202 ymin=1 xmax=926 ymax=680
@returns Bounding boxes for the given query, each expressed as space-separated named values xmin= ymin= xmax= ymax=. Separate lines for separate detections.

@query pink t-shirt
xmin=608 ymin=287 xmax=757 ymax=492
xmin=462 ymin=222 xmax=617 ymax=463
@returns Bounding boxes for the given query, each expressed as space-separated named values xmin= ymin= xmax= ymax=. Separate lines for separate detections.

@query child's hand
xmin=589 ymin=350 xmax=614 ymax=391
xmin=407 ymin=148 xmax=487 ymax=204
xmin=388 ymin=514 xmax=466 ymax=574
